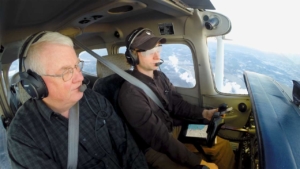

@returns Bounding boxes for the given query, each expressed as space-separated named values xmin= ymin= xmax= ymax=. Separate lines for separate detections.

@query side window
xmin=118 ymin=44 xmax=195 ymax=88
xmin=118 ymin=47 xmax=126 ymax=54
xmin=208 ymin=35 xmax=300 ymax=94
xmin=208 ymin=38 xmax=248 ymax=94
xmin=79 ymin=48 xmax=108 ymax=76
xmin=8 ymin=60 xmax=19 ymax=83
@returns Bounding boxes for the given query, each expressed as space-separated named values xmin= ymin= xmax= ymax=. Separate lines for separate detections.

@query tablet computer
xmin=185 ymin=124 xmax=208 ymax=138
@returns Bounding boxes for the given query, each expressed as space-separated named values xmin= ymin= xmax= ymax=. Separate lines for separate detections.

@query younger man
xmin=118 ymin=27 xmax=235 ymax=169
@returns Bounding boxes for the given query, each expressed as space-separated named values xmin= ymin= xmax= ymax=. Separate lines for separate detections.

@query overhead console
xmin=244 ymin=71 xmax=300 ymax=169
xmin=72 ymin=1 xmax=147 ymax=28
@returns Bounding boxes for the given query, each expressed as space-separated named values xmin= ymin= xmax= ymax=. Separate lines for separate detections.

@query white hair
xmin=24 ymin=32 xmax=74 ymax=74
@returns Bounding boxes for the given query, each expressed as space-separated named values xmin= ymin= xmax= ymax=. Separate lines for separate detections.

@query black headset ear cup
xmin=125 ymin=49 xmax=137 ymax=66
xmin=19 ymin=69 xmax=49 ymax=99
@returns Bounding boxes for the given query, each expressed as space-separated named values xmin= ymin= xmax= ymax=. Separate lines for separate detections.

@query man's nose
xmin=73 ymin=68 xmax=84 ymax=82
xmin=153 ymin=52 xmax=160 ymax=60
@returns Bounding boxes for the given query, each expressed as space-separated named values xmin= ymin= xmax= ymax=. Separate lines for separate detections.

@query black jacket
xmin=118 ymin=69 xmax=205 ymax=167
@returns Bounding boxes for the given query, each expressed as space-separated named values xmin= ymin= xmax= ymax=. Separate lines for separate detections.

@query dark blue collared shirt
xmin=8 ymin=88 xmax=147 ymax=169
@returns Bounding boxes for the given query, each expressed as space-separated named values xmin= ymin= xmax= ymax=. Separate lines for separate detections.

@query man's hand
xmin=200 ymin=160 xmax=218 ymax=169
xmin=202 ymin=108 xmax=218 ymax=121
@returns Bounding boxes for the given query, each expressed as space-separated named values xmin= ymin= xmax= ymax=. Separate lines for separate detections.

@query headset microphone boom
xmin=155 ymin=59 xmax=164 ymax=66
xmin=79 ymin=84 xmax=87 ymax=92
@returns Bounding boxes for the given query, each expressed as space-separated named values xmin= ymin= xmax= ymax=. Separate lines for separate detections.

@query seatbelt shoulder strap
xmin=67 ymin=102 xmax=79 ymax=169
xmin=73 ymin=39 xmax=169 ymax=116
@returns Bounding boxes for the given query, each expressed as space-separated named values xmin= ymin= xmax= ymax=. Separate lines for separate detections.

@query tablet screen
xmin=186 ymin=124 xmax=208 ymax=138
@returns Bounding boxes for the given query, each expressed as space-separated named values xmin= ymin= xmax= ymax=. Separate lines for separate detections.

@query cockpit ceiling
xmin=1 ymin=0 xmax=215 ymax=45
xmin=2 ymin=0 xmax=214 ymax=28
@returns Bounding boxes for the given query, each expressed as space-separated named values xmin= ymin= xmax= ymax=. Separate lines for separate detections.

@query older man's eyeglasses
xmin=138 ymin=45 xmax=162 ymax=56
xmin=41 ymin=60 xmax=84 ymax=82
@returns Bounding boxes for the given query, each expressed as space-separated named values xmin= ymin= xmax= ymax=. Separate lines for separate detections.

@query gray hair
xmin=24 ymin=32 xmax=74 ymax=74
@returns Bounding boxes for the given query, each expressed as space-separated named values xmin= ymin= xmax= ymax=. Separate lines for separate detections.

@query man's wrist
xmin=202 ymin=108 xmax=218 ymax=120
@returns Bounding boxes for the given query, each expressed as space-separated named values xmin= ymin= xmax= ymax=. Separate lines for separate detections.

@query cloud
xmin=179 ymin=72 xmax=196 ymax=85
xmin=167 ymin=54 xmax=196 ymax=86
xmin=168 ymin=55 xmax=179 ymax=65
xmin=222 ymin=81 xmax=248 ymax=94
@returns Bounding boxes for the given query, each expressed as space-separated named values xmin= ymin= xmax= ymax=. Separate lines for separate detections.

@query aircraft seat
xmin=9 ymin=73 xmax=31 ymax=115
xmin=92 ymin=53 xmax=131 ymax=117
xmin=96 ymin=54 xmax=131 ymax=78
xmin=10 ymin=73 xmax=31 ymax=104
xmin=92 ymin=73 xmax=128 ymax=117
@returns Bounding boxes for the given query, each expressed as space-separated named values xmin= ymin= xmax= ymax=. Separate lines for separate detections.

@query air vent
xmin=79 ymin=18 xmax=90 ymax=24
xmin=108 ymin=5 xmax=133 ymax=14
xmin=92 ymin=15 xmax=103 ymax=20
xmin=203 ymin=15 xmax=209 ymax=21
xmin=78 ymin=15 xmax=103 ymax=25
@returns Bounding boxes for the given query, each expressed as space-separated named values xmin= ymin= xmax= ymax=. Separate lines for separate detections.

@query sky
xmin=210 ymin=0 xmax=300 ymax=54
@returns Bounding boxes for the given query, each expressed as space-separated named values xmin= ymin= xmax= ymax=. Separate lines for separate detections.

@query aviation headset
xmin=125 ymin=27 xmax=152 ymax=66
xmin=18 ymin=31 xmax=49 ymax=99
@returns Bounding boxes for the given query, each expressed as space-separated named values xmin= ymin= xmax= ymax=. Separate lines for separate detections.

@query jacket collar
xmin=132 ymin=69 xmax=160 ymax=83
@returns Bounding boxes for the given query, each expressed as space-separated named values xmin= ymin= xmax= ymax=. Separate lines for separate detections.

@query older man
xmin=7 ymin=31 xmax=148 ymax=169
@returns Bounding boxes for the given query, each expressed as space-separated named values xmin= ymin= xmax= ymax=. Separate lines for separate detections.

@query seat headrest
xmin=10 ymin=72 xmax=20 ymax=85
xmin=97 ymin=54 xmax=131 ymax=78
xmin=17 ymin=83 xmax=31 ymax=104
xmin=9 ymin=72 xmax=31 ymax=104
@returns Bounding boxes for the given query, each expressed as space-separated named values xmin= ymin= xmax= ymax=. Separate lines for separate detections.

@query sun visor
xmin=181 ymin=0 xmax=215 ymax=10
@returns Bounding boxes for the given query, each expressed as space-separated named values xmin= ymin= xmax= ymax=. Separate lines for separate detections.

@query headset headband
xmin=19 ymin=31 xmax=47 ymax=73
xmin=127 ymin=28 xmax=152 ymax=50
